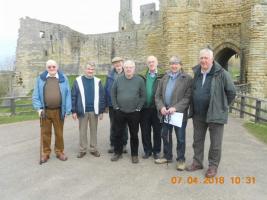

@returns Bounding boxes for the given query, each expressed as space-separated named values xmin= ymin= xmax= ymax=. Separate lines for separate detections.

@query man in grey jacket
xmin=186 ymin=48 xmax=236 ymax=178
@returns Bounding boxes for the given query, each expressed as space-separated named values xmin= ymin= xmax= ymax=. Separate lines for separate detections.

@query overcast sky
xmin=0 ymin=0 xmax=159 ymax=65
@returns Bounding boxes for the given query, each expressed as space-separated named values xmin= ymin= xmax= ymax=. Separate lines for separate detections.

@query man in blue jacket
xmin=104 ymin=57 xmax=128 ymax=154
xmin=32 ymin=59 xmax=71 ymax=163
xmin=71 ymin=62 xmax=105 ymax=158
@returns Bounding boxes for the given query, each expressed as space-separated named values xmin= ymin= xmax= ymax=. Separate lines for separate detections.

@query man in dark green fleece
xmin=186 ymin=48 xmax=236 ymax=178
xmin=111 ymin=60 xmax=146 ymax=163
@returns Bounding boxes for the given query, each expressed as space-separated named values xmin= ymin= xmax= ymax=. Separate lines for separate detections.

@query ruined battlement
xmin=15 ymin=0 xmax=267 ymax=98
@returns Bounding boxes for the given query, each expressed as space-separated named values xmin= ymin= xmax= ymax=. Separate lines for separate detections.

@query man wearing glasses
xmin=32 ymin=59 xmax=71 ymax=163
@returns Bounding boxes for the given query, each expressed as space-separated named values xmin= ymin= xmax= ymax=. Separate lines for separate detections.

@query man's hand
xmin=160 ymin=107 xmax=168 ymax=115
xmin=38 ymin=109 xmax=43 ymax=118
xmin=168 ymin=107 xmax=176 ymax=114
xmin=105 ymin=107 xmax=109 ymax=113
xmin=72 ymin=113 xmax=77 ymax=120
xmin=99 ymin=114 xmax=103 ymax=120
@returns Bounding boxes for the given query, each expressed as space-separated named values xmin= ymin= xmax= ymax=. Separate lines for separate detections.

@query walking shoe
xmin=132 ymin=156 xmax=139 ymax=164
xmin=40 ymin=155 xmax=50 ymax=164
xmin=185 ymin=162 xmax=203 ymax=171
xmin=154 ymin=158 xmax=172 ymax=164
xmin=111 ymin=153 xmax=122 ymax=161
xmin=205 ymin=166 xmax=218 ymax=178
xmin=142 ymin=153 xmax=151 ymax=159
xmin=90 ymin=150 xmax=100 ymax=157
xmin=77 ymin=152 xmax=86 ymax=158
xmin=153 ymin=153 xmax=160 ymax=160
xmin=56 ymin=153 xmax=68 ymax=161
xmin=176 ymin=161 xmax=186 ymax=171
xmin=108 ymin=146 xmax=114 ymax=153
xmin=123 ymin=145 xmax=127 ymax=153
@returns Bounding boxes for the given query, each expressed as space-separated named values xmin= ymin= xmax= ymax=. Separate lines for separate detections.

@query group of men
xmin=32 ymin=48 xmax=236 ymax=178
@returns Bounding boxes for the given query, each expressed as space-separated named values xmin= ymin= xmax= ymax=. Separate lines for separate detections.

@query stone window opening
xmin=44 ymin=50 xmax=48 ymax=57
xmin=121 ymin=27 xmax=125 ymax=31
xmin=50 ymin=35 xmax=53 ymax=40
xmin=39 ymin=31 xmax=45 ymax=38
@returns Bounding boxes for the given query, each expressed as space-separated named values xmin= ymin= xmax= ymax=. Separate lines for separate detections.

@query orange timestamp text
xmin=170 ymin=176 xmax=256 ymax=185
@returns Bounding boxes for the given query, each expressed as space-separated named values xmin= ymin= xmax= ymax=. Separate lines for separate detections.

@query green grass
xmin=244 ymin=122 xmax=267 ymax=144
xmin=229 ymin=66 xmax=240 ymax=81
xmin=0 ymin=111 xmax=38 ymax=124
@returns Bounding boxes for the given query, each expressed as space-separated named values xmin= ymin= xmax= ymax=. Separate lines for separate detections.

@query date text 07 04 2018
xmin=170 ymin=176 xmax=256 ymax=185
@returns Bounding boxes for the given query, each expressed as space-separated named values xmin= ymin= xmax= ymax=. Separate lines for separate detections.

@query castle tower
xmin=119 ymin=0 xmax=134 ymax=31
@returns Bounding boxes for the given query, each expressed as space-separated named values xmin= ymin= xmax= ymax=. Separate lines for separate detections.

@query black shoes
xmin=111 ymin=153 xmax=122 ymax=161
xmin=142 ymin=153 xmax=152 ymax=159
xmin=132 ymin=156 xmax=139 ymax=164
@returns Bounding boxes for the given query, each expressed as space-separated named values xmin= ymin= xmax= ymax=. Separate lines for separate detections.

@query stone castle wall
xmin=15 ymin=0 xmax=267 ymax=98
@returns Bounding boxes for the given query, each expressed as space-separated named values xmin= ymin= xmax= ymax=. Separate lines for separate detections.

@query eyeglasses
xmin=47 ymin=65 xmax=56 ymax=69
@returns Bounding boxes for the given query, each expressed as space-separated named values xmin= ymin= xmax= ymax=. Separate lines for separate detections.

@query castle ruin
xmin=15 ymin=0 xmax=267 ymax=98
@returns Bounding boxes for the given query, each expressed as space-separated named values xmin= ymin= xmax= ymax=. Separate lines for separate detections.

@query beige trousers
xmin=78 ymin=112 xmax=98 ymax=153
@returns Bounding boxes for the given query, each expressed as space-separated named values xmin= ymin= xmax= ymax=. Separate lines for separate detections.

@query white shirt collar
xmin=46 ymin=72 xmax=59 ymax=79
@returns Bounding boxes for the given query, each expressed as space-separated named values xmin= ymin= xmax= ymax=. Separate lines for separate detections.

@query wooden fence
xmin=230 ymin=94 xmax=267 ymax=123
xmin=1 ymin=94 xmax=267 ymax=123
xmin=0 ymin=96 xmax=33 ymax=116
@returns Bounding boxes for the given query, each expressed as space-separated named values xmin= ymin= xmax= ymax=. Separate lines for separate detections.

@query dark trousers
xmin=161 ymin=121 xmax=187 ymax=161
xmin=140 ymin=108 xmax=161 ymax=155
xmin=114 ymin=110 xmax=140 ymax=156
xmin=192 ymin=119 xmax=224 ymax=167
xmin=109 ymin=107 xmax=128 ymax=146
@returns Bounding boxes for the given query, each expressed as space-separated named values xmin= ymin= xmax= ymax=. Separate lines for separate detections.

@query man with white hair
xmin=186 ymin=48 xmax=236 ymax=177
xmin=140 ymin=56 xmax=162 ymax=160
xmin=111 ymin=60 xmax=146 ymax=163
xmin=32 ymin=59 xmax=71 ymax=163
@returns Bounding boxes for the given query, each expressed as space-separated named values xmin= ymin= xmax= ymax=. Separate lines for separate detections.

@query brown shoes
xmin=90 ymin=151 xmax=100 ymax=157
xmin=205 ymin=166 xmax=218 ymax=178
xmin=77 ymin=152 xmax=86 ymax=158
xmin=56 ymin=153 xmax=68 ymax=161
xmin=40 ymin=155 xmax=50 ymax=164
xmin=185 ymin=162 xmax=203 ymax=171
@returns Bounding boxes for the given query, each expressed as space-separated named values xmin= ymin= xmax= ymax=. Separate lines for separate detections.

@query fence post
xmin=240 ymin=96 xmax=245 ymax=118
xmin=255 ymin=100 xmax=261 ymax=123
xmin=10 ymin=97 xmax=16 ymax=116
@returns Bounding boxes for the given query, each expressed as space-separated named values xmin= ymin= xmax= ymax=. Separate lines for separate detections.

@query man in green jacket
xmin=186 ymin=48 xmax=236 ymax=178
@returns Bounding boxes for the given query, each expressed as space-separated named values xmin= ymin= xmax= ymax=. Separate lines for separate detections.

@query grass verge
xmin=0 ymin=112 xmax=38 ymax=125
xmin=244 ymin=122 xmax=267 ymax=144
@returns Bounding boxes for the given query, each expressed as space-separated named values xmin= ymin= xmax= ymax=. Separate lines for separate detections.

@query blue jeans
xmin=161 ymin=121 xmax=187 ymax=161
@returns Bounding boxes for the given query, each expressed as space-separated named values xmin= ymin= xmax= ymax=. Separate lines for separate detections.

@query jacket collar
xmin=40 ymin=70 xmax=65 ymax=83
xmin=193 ymin=61 xmax=223 ymax=76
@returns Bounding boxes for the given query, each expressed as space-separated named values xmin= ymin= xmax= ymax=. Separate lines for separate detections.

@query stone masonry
xmin=15 ymin=0 xmax=267 ymax=98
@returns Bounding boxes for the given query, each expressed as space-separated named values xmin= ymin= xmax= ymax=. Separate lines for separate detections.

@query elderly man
xmin=140 ymin=56 xmax=162 ymax=160
xmin=104 ymin=57 xmax=128 ymax=154
xmin=155 ymin=56 xmax=192 ymax=171
xmin=32 ymin=59 xmax=71 ymax=163
xmin=186 ymin=48 xmax=236 ymax=177
xmin=111 ymin=60 xmax=146 ymax=163
xmin=71 ymin=63 xmax=105 ymax=158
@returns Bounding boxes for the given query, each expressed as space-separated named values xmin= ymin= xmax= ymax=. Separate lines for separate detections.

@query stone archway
xmin=214 ymin=42 xmax=245 ymax=84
